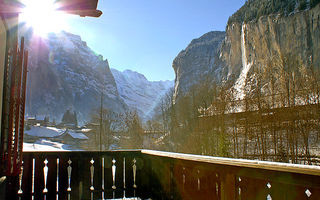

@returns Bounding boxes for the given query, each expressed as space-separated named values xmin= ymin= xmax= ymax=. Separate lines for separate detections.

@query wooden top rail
xmin=141 ymin=150 xmax=320 ymax=176
xmin=22 ymin=149 xmax=320 ymax=176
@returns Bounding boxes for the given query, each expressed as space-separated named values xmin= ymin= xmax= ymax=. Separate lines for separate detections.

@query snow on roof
xmin=86 ymin=123 xmax=99 ymax=126
xmin=67 ymin=130 xmax=88 ymax=140
xmin=24 ymin=126 xmax=65 ymax=138
xmin=25 ymin=115 xmax=49 ymax=121
xmin=80 ymin=128 xmax=92 ymax=133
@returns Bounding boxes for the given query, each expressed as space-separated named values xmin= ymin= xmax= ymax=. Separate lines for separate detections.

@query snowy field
xmin=23 ymin=139 xmax=77 ymax=151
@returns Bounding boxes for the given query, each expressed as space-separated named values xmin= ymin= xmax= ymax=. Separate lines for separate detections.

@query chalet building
xmin=25 ymin=115 xmax=50 ymax=126
xmin=82 ymin=123 xmax=99 ymax=139
xmin=84 ymin=122 xmax=100 ymax=129
xmin=23 ymin=125 xmax=89 ymax=149
xmin=22 ymin=133 xmax=39 ymax=143
xmin=55 ymin=130 xmax=88 ymax=147
xmin=78 ymin=127 xmax=93 ymax=139
xmin=57 ymin=123 xmax=77 ymax=129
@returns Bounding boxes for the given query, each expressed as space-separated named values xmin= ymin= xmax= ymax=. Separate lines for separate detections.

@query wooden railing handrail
xmin=22 ymin=149 xmax=320 ymax=176
xmin=141 ymin=150 xmax=320 ymax=176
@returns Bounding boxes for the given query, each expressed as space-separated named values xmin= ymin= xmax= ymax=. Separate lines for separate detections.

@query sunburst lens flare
xmin=20 ymin=0 xmax=68 ymax=37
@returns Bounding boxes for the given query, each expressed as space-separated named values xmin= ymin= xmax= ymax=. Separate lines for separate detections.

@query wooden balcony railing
xmin=8 ymin=150 xmax=320 ymax=199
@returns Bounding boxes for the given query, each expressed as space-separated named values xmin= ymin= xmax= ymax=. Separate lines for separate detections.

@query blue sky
xmin=65 ymin=0 xmax=245 ymax=81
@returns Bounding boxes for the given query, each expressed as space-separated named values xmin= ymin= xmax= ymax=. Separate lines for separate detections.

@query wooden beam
xmin=141 ymin=150 xmax=320 ymax=176
xmin=64 ymin=9 xmax=102 ymax=18
xmin=0 ymin=0 xmax=102 ymax=17
xmin=0 ymin=4 xmax=23 ymax=14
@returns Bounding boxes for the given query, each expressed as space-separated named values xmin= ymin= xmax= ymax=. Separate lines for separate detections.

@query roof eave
xmin=0 ymin=1 xmax=102 ymax=18
xmin=64 ymin=9 xmax=102 ymax=18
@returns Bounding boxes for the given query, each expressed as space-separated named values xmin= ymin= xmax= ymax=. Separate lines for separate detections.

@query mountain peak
xmin=123 ymin=69 xmax=148 ymax=81
xmin=111 ymin=68 xmax=173 ymax=120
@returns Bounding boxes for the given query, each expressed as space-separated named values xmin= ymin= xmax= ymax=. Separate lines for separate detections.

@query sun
xmin=20 ymin=0 xmax=68 ymax=37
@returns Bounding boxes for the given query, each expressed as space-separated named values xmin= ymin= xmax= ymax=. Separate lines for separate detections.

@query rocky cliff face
xmin=173 ymin=2 xmax=320 ymax=101
xmin=220 ymin=3 xmax=320 ymax=98
xmin=111 ymin=69 xmax=173 ymax=120
xmin=172 ymin=31 xmax=225 ymax=101
xmin=25 ymin=31 xmax=126 ymax=124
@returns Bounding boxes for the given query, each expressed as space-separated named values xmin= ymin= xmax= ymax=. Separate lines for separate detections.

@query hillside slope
xmin=25 ymin=31 xmax=127 ymax=124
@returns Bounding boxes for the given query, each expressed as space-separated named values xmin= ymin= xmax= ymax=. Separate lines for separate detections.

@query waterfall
xmin=233 ymin=23 xmax=253 ymax=100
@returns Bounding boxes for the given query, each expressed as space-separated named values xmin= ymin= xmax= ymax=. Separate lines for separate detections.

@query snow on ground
xmin=25 ymin=126 xmax=65 ymax=138
xmin=23 ymin=139 xmax=75 ymax=151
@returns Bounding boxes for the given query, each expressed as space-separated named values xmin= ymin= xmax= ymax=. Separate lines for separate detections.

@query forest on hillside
xmin=150 ymin=55 xmax=320 ymax=165
xmin=228 ymin=0 xmax=320 ymax=24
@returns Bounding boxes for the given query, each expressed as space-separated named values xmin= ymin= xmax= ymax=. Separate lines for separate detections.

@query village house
xmin=55 ymin=129 xmax=88 ymax=149
xmin=25 ymin=115 xmax=50 ymax=127
xmin=23 ymin=125 xmax=89 ymax=148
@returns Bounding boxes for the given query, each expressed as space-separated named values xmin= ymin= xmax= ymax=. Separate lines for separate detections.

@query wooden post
xmin=220 ymin=173 xmax=236 ymax=200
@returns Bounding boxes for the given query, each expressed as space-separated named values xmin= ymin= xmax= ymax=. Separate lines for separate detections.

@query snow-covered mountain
xmin=25 ymin=31 xmax=127 ymax=124
xmin=111 ymin=69 xmax=173 ymax=120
